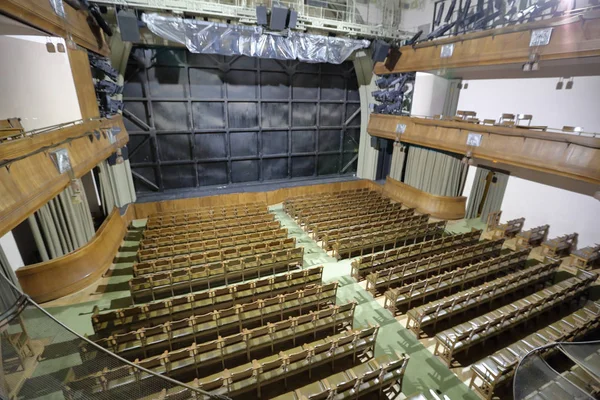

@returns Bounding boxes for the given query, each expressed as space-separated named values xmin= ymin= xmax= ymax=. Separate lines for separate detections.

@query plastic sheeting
xmin=48 ymin=0 xmax=66 ymax=18
xmin=142 ymin=13 xmax=370 ymax=64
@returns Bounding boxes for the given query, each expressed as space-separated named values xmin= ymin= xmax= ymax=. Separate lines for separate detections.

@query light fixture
xmin=531 ymin=61 xmax=539 ymax=71
xmin=522 ymin=63 xmax=531 ymax=72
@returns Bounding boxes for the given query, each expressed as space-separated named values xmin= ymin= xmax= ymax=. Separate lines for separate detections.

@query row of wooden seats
xmin=469 ymin=300 xmax=600 ymax=400
xmin=144 ymin=214 xmax=276 ymax=237
xmin=273 ymin=352 xmax=409 ymax=400
xmin=293 ymin=196 xmax=390 ymax=221
xmin=383 ymin=249 xmax=530 ymax=314
xmin=148 ymin=203 xmax=267 ymax=220
xmin=321 ymin=214 xmax=430 ymax=251
xmin=365 ymin=239 xmax=505 ymax=296
xmin=140 ymin=227 xmax=287 ymax=256
xmin=93 ymin=283 xmax=339 ymax=360
xmin=143 ymin=326 xmax=380 ymax=400
xmin=308 ymin=208 xmax=416 ymax=241
xmin=70 ymin=303 xmax=356 ymax=395
xmin=134 ymin=238 xmax=297 ymax=277
xmin=570 ymin=244 xmax=600 ymax=270
xmin=333 ymin=221 xmax=447 ymax=260
xmin=351 ymin=230 xmax=482 ymax=281
xmin=142 ymin=220 xmax=281 ymax=243
xmin=405 ymin=262 xmax=560 ymax=338
xmin=146 ymin=205 xmax=268 ymax=229
xmin=299 ymin=202 xmax=402 ymax=227
xmin=137 ymin=236 xmax=296 ymax=265
xmin=283 ymin=187 xmax=371 ymax=206
xmin=298 ymin=202 xmax=404 ymax=229
xmin=489 ymin=217 xmax=525 ymax=239
xmin=94 ymin=267 xmax=323 ymax=336
xmin=283 ymin=189 xmax=374 ymax=217
xmin=514 ymin=224 xmax=549 ymax=249
xmin=540 ymin=232 xmax=578 ymax=258
xmin=433 ymin=269 xmax=598 ymax=366
xmin=130 ymin=247 xmax=305 ymax=302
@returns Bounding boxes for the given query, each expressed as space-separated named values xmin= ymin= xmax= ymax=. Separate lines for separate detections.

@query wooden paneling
xmin=68 ymin=46 xmax=100 ymax=119
xmin=382 ymin=177 xmax=467 ymax=220
xmin=0 ymin=116 xmax=128 ymax=237
xmin=132 ymin=180 xmax=378 ymax=219
xmin=0 ymin=0 xmax=110 ymax=56
xmin=368 ymin=114 xmax=600 ymax=185
xmin=16 ymin=207 xmax=128 ymax=303
xmin=374 ymin=11 xmax=600 ymax=74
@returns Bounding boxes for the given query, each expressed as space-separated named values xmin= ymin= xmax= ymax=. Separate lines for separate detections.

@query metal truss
xmin=93 ymin=0 xmax=409 ymax=40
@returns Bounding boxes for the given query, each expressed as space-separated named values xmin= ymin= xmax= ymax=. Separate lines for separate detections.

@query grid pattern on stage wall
xmin=122 ymin=48 xmax=361 ymax=193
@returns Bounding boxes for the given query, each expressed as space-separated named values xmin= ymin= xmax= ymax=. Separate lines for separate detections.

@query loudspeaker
xmin=270 ymin=6 xmax=289 ymax=31
xmin=288 ymin=10 xmax=298 ymax=29
xmin=256 ymin=5 xmax=268 ymax=25
xmin=117 ymin=9 xmax=140 ymax=42
xmin=384 ymin=46 xmax=401 ymax=71
xmin=371 ymin=40 xmax=390 ymax=63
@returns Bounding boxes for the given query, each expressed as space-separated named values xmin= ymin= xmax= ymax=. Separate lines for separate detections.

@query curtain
xmin=27 ymin=179 xmax=95 ymax=260
xmin=0 ymin=245 xmax=21 ymax=313
xmin=403 ymin=145 xmax=468 ymax=197
xmin=480 ymin=172 xmax=509 ymax=222
xmin=465 ymin=168 xmax=487 ymax=219
xmin=389 ymin=142 xmax=406 ymax=181
xmin=98 ymin=159 xmax=136 ymax=214
xmin=465 ymin=167 xmax=510 ymax=221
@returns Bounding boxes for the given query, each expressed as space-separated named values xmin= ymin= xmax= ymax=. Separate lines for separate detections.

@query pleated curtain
xmin=465 ymin=168 xmax=488 ymax=219
xmin=480 ymin=172 xmax=509 ymax=222
xmin=0 ymin=245 xmax=21 ymax=315
xmin=465 ymin=167 xmax=510 ymax=221
xmin=389 ymin=142 xmax=406 ymax=181
xmin=403 ymin=145 xmax=468 ymax=197
xmin=28 ymin=180 xmax=95 ymax=261
xmin=98 ymin=159 xmax=136 ymax=215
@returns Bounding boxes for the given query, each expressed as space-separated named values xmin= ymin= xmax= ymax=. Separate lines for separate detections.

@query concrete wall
xmin=458 ymin=76 xmax=600 ymax=247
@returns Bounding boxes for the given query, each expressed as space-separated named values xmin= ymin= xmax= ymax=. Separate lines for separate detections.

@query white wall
xmin=457 ymin=76 xmax=600 ymax=130
xmin=0 ymin=35 xmax=81 ymax=130
xmin=457 ymin=76 xmax=600 ymax=247
xmin=411 ymin=72 xmax=450 ymax=117
xmin=0 ymin=34 xmax=81 ymax=270
xmin=0 ymin=233 xmax=24 ymax=272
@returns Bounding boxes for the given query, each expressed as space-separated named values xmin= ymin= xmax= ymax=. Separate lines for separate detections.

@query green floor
xmin=25 ymin=207 xmax=483 ymax=400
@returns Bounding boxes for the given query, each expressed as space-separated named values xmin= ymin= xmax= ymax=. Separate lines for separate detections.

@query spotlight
xmin=531 ymin=61 xmax=539 ymax=71
xmin=468 ymin=158 xmax=476 ymax=166
xmin=522 ymin=62 xmax=531 ymax=72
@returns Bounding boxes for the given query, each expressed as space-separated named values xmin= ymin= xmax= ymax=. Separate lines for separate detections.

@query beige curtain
xmin=480 ymin=172 xmax=509 ymax=222
xmin=404 ymin=145 xmax=468 ymax=197
xmin=28 ymin=179 xmax=95 ymax=261
xmin=98 ymin=159 xmax=136 ymax=215
xmin=465 ymin=168 xmax=487 ymax=219
xmin=389 ymin=142 xmax=406 ymax=181
xmin=465 ymin=167 xmax=509 ymax=221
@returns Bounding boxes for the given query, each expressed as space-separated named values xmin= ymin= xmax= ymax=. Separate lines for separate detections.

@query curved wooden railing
xmin=16 ymin=207 xmax=131 ymax=303
xmin=382 ymin=176 xmax=466 ymax=220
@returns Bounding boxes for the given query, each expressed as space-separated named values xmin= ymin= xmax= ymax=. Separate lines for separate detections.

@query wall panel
xmin=123 ymin=48 xmax=361 ymax=193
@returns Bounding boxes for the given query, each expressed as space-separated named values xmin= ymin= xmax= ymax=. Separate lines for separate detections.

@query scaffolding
xmin=93 ymin=0 xmax=407 ymax=39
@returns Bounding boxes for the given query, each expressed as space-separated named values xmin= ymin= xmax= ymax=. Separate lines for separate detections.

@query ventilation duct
xmin=141 ymin=13 xmax=370 ymax=64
